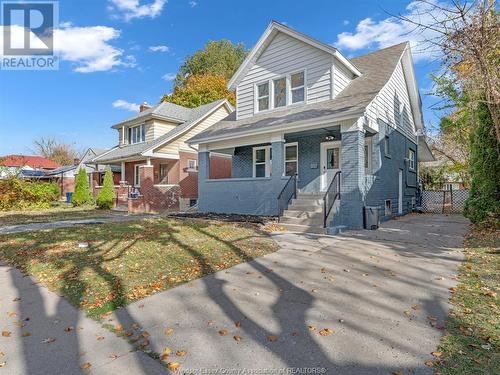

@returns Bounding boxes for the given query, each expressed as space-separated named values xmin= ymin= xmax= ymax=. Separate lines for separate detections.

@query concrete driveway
xmin=109 ymin=214 xmax=469 ymax=374
xmin=0 ymin=214 xmax=469 ymax=374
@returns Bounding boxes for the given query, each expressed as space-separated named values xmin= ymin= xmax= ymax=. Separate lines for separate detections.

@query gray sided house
xmin=188 ymin=21 xmax=434 ymax=233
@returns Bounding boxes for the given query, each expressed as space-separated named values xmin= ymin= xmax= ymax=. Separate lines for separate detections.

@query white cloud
xmin=335 ymin=0 xmax=446 ymax=61
xmin=342 ymin=20 xmax=349 ymax=26
xmin=189 ymin=1 xmax=197 ymax=7
xmin=0 ymin=24 xmax=134 ymax=73
xmin=162 ymin=73 xmax=176 ymax=81
xmin=149 ymin=45 xmax=169 ymax=52
xmin=109 ymin=0 xmax=167 ymax=21
xmin=112 ymin=99 xmax=140 ymax=111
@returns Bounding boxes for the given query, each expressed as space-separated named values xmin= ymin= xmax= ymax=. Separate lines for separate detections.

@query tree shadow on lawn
xmin=5 ymin=228 xmax=163 ymax=374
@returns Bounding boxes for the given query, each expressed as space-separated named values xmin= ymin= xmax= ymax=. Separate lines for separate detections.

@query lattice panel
xmin=421 ymin=189 xmax=469 ymax=214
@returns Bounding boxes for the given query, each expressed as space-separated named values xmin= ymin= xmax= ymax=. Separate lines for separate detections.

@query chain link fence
xmin=421 ymin=189 xmax=469 ymax=214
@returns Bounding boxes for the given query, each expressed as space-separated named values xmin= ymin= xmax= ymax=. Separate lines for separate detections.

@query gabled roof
xmin=189 ymin=42 xmax=411 ymax=144
xmin=0 ymin=155 xmax=60 ymax=169
xmin=93 ymin=99 xmax=232 ymax=163
xmin=111 ymin=101 xmax=195 ymax=128
xmin=228 ymin=21 xmax=361 ymax=90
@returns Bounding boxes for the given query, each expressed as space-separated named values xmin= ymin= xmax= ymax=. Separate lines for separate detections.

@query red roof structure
xmin=0 ymin=155 xmax=60 ymax=170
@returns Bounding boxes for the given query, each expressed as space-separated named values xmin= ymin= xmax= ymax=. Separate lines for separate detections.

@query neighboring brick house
xmin=0 ymin=155 xmax=60 ymax=178
xmin=187 ymin=22 xmax=435 ymax=233
xmin=92 ymin=99 xmax=233 ymax=213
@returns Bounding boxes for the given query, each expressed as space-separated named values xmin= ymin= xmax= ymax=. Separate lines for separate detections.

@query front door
xmin=320 ymin=141 xmax=341 ymax=191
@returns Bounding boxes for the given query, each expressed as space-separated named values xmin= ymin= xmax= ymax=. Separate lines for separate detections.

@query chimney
xmin=73 ymin=158 xmax=80 ymax=166
xmin=139 ymin=102 xmax=151 ymax=112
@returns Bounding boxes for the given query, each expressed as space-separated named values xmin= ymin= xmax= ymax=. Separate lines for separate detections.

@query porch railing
xmin=277 ymin=174 xmax=297 ymax=219
xmin=323 ymin=171 xmax=341 ymax=227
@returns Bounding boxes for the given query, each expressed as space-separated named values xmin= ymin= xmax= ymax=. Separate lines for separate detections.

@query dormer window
xmin=128 ymin=124 xmax=145 ymax=144
xmin=257 ymin=82 xmax=270 ymax=111
xmin=255 ymin=70 xmax=306 ymax=113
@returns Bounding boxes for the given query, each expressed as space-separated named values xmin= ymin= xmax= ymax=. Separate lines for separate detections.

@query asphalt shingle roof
xmin=188 ymin=42 xmax=408 ymax=143
xmin=94 ymin=99 xmax=227 ymax=163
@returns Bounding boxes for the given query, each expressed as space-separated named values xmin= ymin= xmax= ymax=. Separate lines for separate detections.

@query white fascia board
xmin=401 ymin=46 xmax=424 ymax=131
xmin=142 ymin=151 xmax=180 ymax=160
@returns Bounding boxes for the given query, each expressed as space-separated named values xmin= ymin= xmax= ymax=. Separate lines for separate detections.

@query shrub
xmin=71 ymin=168 xmax=93 ymax=206
xmin=96 ymin=167 xmax=115 ymax=209
xmin=0 ymin=177 xmax=59 ymax=210
xmin=464 ymin=102 xmax=500 ymax=223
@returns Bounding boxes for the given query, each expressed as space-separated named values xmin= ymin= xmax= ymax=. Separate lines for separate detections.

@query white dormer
xmin=229 ymin=21 xmax=361 ymax=120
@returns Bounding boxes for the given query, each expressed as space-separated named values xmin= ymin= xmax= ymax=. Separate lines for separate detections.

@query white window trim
xmin=128 ymin=123 xmax=146 ymax=145
xmin=408 ymin=149 xmax=416 ymax=171
xmin=364 ymin=138 xmax=372 ymax=175
xmin=254 ymin=70 xmax=307 ymax=114
xmin=134 ymin=164 xmax=142 ymax=187
xmin=283 ymin=142 xmax=298 ymax=176
xmin=252 ymin=146 xmax=272 ymax=178
xmin=187 ymin=159 xmax=198 ymax=172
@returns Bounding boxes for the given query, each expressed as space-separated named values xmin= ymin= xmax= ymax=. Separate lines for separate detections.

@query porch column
xmin=120 ymin=162 xmax=125 ymax=183
xmin=340 ymin=126 xmax=366 ymax=229
xmin=198 ymin=151 xmax=210 ymax=213
xmin=271 ymin=138 xmax=285 ymax=179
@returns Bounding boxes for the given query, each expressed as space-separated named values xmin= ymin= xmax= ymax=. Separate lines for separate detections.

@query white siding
xmin=236 ymin=32 xmax=333 ymax=119
xmin=333 ymin=59 xmax=353 ymax=97
xmin=366 ymin=60 xmax=416 ymax=140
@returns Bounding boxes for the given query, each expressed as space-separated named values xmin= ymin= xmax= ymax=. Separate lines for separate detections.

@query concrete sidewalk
xmin=0 ymin=214 xmax=469 ymax=374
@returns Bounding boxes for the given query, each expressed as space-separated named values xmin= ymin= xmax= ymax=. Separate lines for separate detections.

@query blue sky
xmin=0 ymin=0 xmax=443 ymax=155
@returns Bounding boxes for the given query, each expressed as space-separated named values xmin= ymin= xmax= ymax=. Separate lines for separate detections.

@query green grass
xmin=0 ymin=203 xmax=116 ymax=226
xmin=435 ymin=224 xmax=499 ymax=374
xmin=0 ymin=218 xmax=277 ymax=319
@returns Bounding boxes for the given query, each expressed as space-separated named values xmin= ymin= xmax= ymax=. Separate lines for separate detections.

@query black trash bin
xmin=364 ymin=206 xmax=380 ymax=230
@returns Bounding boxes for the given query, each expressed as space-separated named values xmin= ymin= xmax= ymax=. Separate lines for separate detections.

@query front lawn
xmin=0 ymin=203 xmax=117 ymax=226
xmin=0 ymin=218 xmax=277 ymax=318
xmin=435 ymin=224 xmax=499 ymax=374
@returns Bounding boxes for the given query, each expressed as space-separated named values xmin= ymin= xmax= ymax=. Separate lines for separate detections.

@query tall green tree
xmin=96 ymin=167 xmax=115 ymax=209
xmin=464 ymin=102 xmax=500 ymax=223
xmin=72 ymin=168 xmax=93 ymax=206
xmin=173 ymin=40 xmax=246 ymax=87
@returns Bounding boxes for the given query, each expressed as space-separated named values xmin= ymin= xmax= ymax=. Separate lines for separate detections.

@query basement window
xmin=385 ymin=199 xmax=392 ymax=216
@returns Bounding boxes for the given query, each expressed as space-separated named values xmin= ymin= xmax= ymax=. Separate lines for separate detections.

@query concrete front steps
xmin=279 ymin=193 xmax=327 ymax=234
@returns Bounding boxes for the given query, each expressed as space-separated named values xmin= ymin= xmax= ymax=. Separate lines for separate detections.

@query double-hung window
xmin=128 ymin=124 xmax=145 ymax=144
xmin=253 ymin=146 xmax=272 ymax=178
xmin=257 ymin=82 xmax=270 ymax=111
xmin=159 ymin=163 xmax=169 ymax=184
xmin=408 ymin=149 xmax=415 ymax=171
xmin=273 ymin=77 xmax=287 ymax=108
xmin=290 ymin=71 xmax=305 ymax=104
xmin=187 ymin=159 xmax=198 ymax=171
xmin=284 ymin=142 xmax=298 ymax=176
xmin=134 ymin=165 xmax=141 ymax=186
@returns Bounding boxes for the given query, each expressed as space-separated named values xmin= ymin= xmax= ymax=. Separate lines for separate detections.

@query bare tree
xmin=32 ymin=137 xmax=81 ymax=166
xmin=396 ymin=0 xmax=499 ymax=142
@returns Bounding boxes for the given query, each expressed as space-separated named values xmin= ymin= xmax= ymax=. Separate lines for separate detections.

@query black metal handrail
xmin=277 ymin=174 xmax=297 ymax=219
xmin=323 ymin=171 xmax=341 ymax=227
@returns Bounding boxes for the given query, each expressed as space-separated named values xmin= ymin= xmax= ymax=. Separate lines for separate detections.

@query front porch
xmin=198 ymin=119 xmax=377 ymax=230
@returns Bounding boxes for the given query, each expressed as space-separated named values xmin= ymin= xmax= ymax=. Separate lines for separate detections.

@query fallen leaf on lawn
xmin=424 ymin=361 xmax=434 ymax=367
xmin=7 ymin=312 xmax=16 ymax=318
xmin=207 ymin=320 xmax=215 ymax=326
xmin=319 ymin=328 xmax=334 ymax=336
xmin=42 ymin=337 xmax=56 ymax=344
xmin=308 ymin=325 xmax=316 ymax=331
xmin=235 ymin=321 xmax=241 ymax=328
xmin=218 ymin=329 xmax=228 ymax=336
xmin=0 ymin=352 xmax=4 ymax=357
xmin=115 ymin=325 xmax=123 ymax=332
xmin=110 ymin=353 xmax=118 ymax=360
xmin=404 ymin=310 xmax=412 ymax=316
xmin=449 ymin=287 xmax=457 ymax=293
xmin=233 ymin=335 xmax=242 ymax=342
xmin=431 ymin=351 xmax=443 ymax=357
xmin=125 ymin=331 xmax=133 ymax=337
xmin=176 ymin=350 xmax=187 ymax=357
xmin=22 ymin=332 xmax=31 ymax=337
xmin=164 ymin=327 xmax=174 ymax=336
xmin=160 ymin=347 xmax=172 ymax=361
xmin=0 ymin=362 xmax=5 ymax=368
xmin=96 ymin=336 xmax=105 ymax=341
xmin=1 ymin=331 xmax=11 ymax=337
xmin=64 ymin=327 xmax=74 ymax=332
xmin=311 ymin=289 xmax=318 ymax=293
xmin=167 ymin=362 xmax=181 ymax=371
xmin=141 ymin=331 xmax=150 ymax=338
xmin=473 ymin=358 xmax=481 ymax=364
xmin=80 ymin=362 xmax=91 ymax=370
xmin=131 ymin=323 xmax=140 ymax=330
xmin=411 ymin=304 xmax=421 ymax=310
xmin=268 ymin=335 xmax=278 ymax=342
